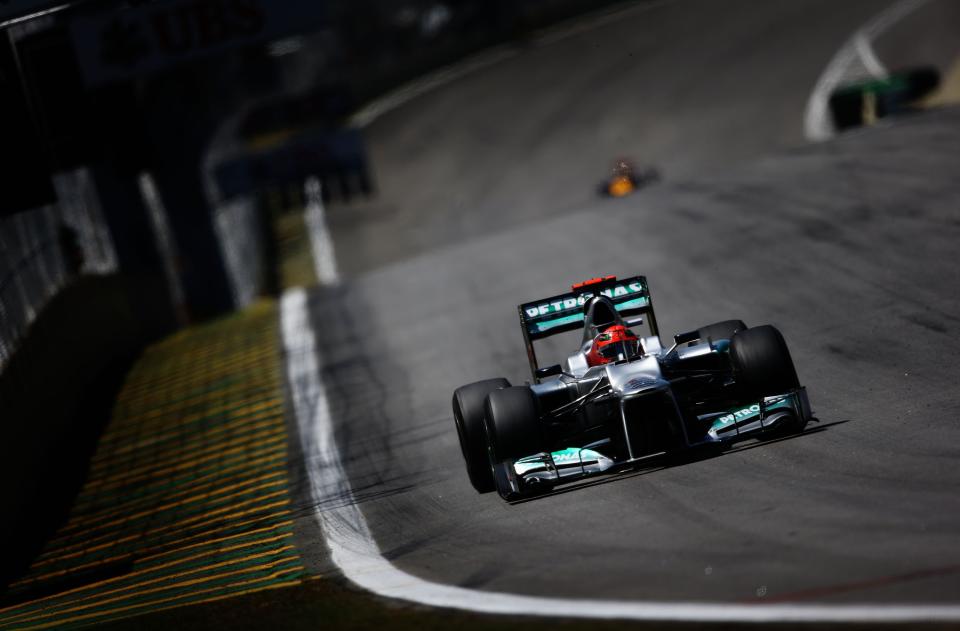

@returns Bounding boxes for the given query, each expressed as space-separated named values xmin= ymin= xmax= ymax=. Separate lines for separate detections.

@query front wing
xmin=497 ymin=388 xmax=813 ymax=497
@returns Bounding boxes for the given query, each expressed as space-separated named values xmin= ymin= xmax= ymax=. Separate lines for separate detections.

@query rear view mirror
xmin=673 ymin=330 xmax=699 ymax=345
xmin=535 ymin=364 xmax=562 ymax=380
xmin=623 ymin=315 xmax=644 ymax=328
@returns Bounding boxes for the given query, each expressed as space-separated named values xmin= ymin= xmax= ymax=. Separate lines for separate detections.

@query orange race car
xmin=598 ymin=158 xmax=659 ymax=198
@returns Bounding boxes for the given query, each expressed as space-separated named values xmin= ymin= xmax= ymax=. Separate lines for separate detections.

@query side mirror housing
xmin=623 ymin=315 xmax=644 ymax=328
xmin=673 ymin=330 xmax=699 ymax=345
xmin=535 ymin=364 xmax=562 ymax=380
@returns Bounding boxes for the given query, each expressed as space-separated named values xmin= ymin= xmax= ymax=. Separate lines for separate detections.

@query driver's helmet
xmin=613 ymin=158 xmax=635 ymax=177
xmin=586 ymin=324 xmax=641 ymax=366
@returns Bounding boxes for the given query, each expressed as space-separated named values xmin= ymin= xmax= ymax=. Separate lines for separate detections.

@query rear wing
xmin=518 ymin=275 xmax=659 ymax=382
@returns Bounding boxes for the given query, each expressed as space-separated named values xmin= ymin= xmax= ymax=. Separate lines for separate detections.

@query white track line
xmin=348 ymin=47 xmax=518 ymax=128
xmin=303 ymin=177 xmax=340 ymax=286
xmin=280 ymin=286 xmax=960 ymax=622
xmin=348 ymin=1 xmax=673 ymax=128
xmin=854 ymin=33 xmax=888 ymax=78
xmin=804 ymin=0 xmax=930 ymax=141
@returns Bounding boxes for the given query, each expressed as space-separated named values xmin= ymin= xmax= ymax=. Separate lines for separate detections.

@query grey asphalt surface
xmin=294 ymin=0 xmax=960 ymax=608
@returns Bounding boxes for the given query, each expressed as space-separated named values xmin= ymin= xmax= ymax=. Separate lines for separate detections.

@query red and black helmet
xmin=586 ymin=324 xmax=641 ymax=366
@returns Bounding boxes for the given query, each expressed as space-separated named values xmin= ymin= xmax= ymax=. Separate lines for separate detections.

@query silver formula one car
xmin=452 ymin=275 xmax=813 ymax=501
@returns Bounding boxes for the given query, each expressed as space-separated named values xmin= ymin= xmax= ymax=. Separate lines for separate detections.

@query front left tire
xmin=698 ymin=319 xmax=748 ymax=343
xmin=729 ymin=325 xmax=799 ymax=398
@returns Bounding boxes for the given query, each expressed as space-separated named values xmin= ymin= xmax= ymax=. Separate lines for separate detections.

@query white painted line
xmin=280 ymin=286 xmax=960 ymax=623
xmin=531 ymin=0 xmax=672 ymax=48
xmin=804 ymin=0 xmax=929 ymax=141
xmin=348 ymin=1 xmax=672 ymax=128
xmin=854 ymin=33 xmax=887 ymax=79
xmin=348 ymin=46 xmax=517 ymax=128
xmin=303 ymin=177 xmax=340 ymax=286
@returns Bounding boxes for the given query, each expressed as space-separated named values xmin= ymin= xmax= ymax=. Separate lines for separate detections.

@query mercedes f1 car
xmin=452 ymin=275 xmax=813 ymax=501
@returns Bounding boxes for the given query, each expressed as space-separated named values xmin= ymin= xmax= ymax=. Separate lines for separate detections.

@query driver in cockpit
xmin=585 ymin=324 xmax=643 ymax=367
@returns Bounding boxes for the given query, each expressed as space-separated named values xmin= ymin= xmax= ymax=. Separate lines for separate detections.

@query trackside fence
xmin=0 ymin=169 xmax=117 ymax=368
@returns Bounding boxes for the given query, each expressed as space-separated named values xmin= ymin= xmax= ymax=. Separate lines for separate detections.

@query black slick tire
xmin=452 ymin=378 xmax=509 ymax=493
xmin=484 ymin=386 xmax=545 ymax=500
xmin=730 ymin=325 xmax=800 ymax=399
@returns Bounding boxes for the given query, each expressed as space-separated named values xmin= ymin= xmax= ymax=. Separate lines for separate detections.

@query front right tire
xmin=452 ymin=378 xmax=510 ymax=493
xmin=484 ymin=386 xmax=547 ymax=500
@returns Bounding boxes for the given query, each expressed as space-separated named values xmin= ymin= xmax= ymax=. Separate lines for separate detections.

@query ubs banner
xmin=71 ymin=0 xmax=325 ymax=85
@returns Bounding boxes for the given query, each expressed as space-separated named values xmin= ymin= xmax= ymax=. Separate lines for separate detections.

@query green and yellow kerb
xmin=0 ymin=300 xmax=309 ymax=630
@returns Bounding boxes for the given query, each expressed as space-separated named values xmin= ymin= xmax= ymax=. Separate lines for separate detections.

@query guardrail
xmin=0 ymin=212 xmax=65 ymax=364
xmin=0 ymin=168 xmax=117 ymax=368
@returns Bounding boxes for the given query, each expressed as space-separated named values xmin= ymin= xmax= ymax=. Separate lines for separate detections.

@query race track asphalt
xmin=293 ymin=0 xmax=960 ymax=609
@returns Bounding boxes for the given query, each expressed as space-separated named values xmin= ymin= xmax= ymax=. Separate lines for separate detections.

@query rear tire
xmin=452 ymin=378 xmax=509 ymax=493
xmin=698 ymin=319 xmax=747 ymax=343
xmin=730 ymin=325 xmax=799 ymax=399
xmin=484 ymin=386 xmax=545 ymax=500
